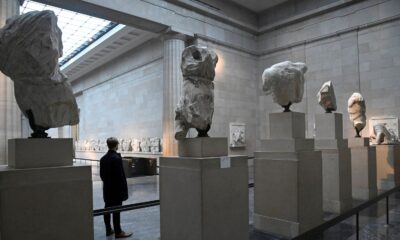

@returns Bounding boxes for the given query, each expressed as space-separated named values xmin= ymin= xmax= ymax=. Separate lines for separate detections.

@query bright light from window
xmin=20 ymin=0 xmax=117 ymax=65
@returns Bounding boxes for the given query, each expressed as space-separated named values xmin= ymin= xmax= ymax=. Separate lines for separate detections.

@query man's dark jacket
xmin=100 ymin=150 xmax=128 ymax=203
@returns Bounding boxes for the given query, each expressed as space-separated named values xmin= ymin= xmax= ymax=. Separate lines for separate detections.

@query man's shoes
xmin=115 ymin=231 xmax=133 ymax=238
xmin=106 ymin=229 xmax=114 ymax=236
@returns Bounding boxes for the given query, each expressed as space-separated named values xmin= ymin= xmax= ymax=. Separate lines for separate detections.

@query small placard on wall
xmin=220 ymin=156 xmax=231 ymax=168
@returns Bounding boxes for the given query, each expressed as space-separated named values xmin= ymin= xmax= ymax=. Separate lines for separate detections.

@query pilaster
xmin=162 ymin=32 xmax=186 ymax=156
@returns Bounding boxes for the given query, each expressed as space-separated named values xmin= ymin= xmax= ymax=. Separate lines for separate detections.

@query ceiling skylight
xmin=20 ymin=0 xmax=119 ymax=66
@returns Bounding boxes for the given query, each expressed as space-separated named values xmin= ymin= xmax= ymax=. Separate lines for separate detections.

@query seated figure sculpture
xmin=175 ymin=45 xmax=218 ymax=139
xmin=317 ymin=81 xmax=337 ymax=113
xmin=347 ymin=92 xmax=366 ymax=137
xmin=262 ymin=61 xmax=307 ymax=112
xmin=0 ymin=10 xmax=79 ymax=138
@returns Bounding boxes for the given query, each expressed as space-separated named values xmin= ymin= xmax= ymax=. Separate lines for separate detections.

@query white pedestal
xmin=254 ymin=112 xmax=322 ymax=238
xmin=0 ymin=138 xmax=93 ymax=240
xmin=349 ymin=138 xmax=377 ymax=200
xmin=375 ymin=145 xmax=400 ymax=191
xmin=8 ymin=138 xmax=73 ymax=168
xmin=315 ymin=113 xmax=352 ymax=213
xmin=160 ymin=138 xmax=249 ymax=240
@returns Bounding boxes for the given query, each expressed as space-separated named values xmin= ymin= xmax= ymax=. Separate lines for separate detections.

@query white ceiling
xmin=228 ymin=0 xmax=289 ymax=12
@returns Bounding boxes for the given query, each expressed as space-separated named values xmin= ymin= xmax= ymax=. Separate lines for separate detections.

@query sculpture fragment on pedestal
xmin=175 ymin=45 xmax=218 ymax=139
xmin=262 ymin=61 xmax=307 ymax=112
xmin=317 ymin=81 xmax=337 ymax=113
xmin=348 ymin=92 xmax=366 ymax=138
xmin=0 ymin=10 xmax=79 ymax=138
xmin=371 ymin=124 xmax=398 ymax=145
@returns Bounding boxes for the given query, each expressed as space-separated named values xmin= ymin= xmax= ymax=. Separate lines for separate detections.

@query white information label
xmin=220 ymin=156 xmax=231 ymax=169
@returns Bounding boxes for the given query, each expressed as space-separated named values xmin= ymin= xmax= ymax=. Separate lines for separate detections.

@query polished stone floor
xmin=82 ymin=163 xmax=400 ymax=240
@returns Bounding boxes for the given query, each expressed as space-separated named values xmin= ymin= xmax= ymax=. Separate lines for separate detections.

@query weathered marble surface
xmin=131 ymin=138 xmax=141 ymax=152
xmin=0 ymin=10 xmax=79 ymax=132
xmin=348 ymin=92 xmax=366 ymax=137
xmin=75 ymin=137 xmax=162 ymax=153
xmin=175 ymin=45 xmax=218 ymax=139
xmin=140 ymin=138 xmax=151 ymax=153
xmin=262 ymin=61 xmax=307 ymax=112
xmin=371 ymin=124 xmax=397 ymax=145
xmin=150 ymin=137 xmax=161 ymax=153
xmin=230 ymin=123 xmax=245 ymax=148
xmin=317 ymin=81 xmax=337 ymax=113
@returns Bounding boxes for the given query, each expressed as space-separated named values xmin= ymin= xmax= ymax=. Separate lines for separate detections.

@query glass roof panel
xmin=20 ymin=0 xmax=119 ymax=66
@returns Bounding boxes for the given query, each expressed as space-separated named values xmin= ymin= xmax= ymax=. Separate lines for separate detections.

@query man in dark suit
xmin=100 ymin=137 xmax=132 ymax=238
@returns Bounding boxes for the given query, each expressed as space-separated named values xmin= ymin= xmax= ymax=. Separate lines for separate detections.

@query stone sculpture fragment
xmin=317 ymin=81 xmax=337 ymax=113
xmin=371 ymin=124 xmax=397 ymax=145
xmin=348 ymin=92 xmax=366 ymax=137
xmin=131 ymin=138 xmax=141 ymax=152
xmin=262 ymin=61 xmax=307 ymax=112
xmin=231 ymin=129 xmax=245 ymax=147
xmin=175 ymin=45 xmax=218 ymax=139
xmin=140 ymin=138 xmax=151 ymax=153
xmin=150 ymin=137 xmax=161 ymax=153
xmin=0 ymin=10 xmax=79 ymax=138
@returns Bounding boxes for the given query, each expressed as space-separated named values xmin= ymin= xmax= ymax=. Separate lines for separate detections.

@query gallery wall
xmin=196 ymin=39 xmax=259 ymax=155
xmin=65 ymin=0 xmax=400 ymax=158
xmin=257 ymin=0 xmax=400 ymax=142
xmin=70 ymin=39 xmax=164 ymax=143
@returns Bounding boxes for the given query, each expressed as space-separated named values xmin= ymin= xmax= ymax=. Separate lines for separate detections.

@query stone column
xmin=162 ymin=32 xmax=186 ymax=156
xmin=0 ymin=0 xmax=22 ymax=164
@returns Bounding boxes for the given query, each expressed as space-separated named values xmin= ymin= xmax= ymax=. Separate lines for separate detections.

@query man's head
xmin=106 ymin=137 xmax=119 ymax=150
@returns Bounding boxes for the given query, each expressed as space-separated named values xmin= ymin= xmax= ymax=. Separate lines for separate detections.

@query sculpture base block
xmin=315 ymin=139 xmax=348 ymax=150
xmin=254 ymin=150 xmax=323 ymax=238
xmin=259 ymin=139 xmax=314 ymax=152
xmin=314 ymin=113 xmax=352 ymax=213
xmin=8 ymin=138 xmax=73 ymax=169
xmin=376 ymin=145 xmax=400 ymax=191
xmin=160 ymin=155 xmax=249 ymax=240
xmin=320 ymin=149 xmax=352 ymax=213
xmin=0 ymin=165 xmax=93 ymax=240
xmin=348 ymin=137 xmax=370 ymax=147
xmin=269 ymin=112 xmax=305 ymax=139
xmin=351 ymin=145 xmax=377 ymax=200
xmin=178 ymin=138 xmax=227 ymax=157
xmin=315 ymin=113 xmax=343 ymax=139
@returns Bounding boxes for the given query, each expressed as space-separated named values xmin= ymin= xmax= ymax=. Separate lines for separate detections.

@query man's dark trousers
xmin=104 ymin=200 xmax=122 ymax=234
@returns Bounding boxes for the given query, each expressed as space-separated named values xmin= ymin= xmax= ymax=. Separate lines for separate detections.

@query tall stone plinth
xmin=375 ymin=144 xmax=400 ymax=191
xmin=160 ymin=138 xmax=249 ymax=240
xmin=314 ymin=113 xmax=352 ymax=213
xmin=0 ymin=139 xmax=93 ymax=240
xmin=349 ymin=138 xmax=377 ymax=200
xmin=254 ymin=112 xmax=323 ymax=238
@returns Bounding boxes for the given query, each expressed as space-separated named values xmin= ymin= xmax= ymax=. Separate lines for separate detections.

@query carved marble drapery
xmin=162 ymin=32 xmax=186 ymax=156
xmin=0 ymin=0 xmax=21 ymax=164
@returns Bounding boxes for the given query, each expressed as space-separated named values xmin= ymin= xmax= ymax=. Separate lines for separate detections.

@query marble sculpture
xmin=371 ymin=124 xmax=396 ymax=145
xmin=131 ymin=138 xmax=141 ymax=152
xmin=262 ymin=61 xmax=307 ymax=112
xmin=140 ymin=138 xmax=151 ymax=153
xmin=150 ymin=137 xmax=161 ymax=153
xmin=317 ymin=81 xmax=337 ymax=113
xmin=231 ymin=129 xmax=245 ymax=147
xmin=348 ymin=92 xmax=366 ymax=137
xmin=0 ymin=10 xmax=79 ymax=138
xmin=175 ymin=45 xmax=218 ymax=139
xmin=75 ymin=137 xmax=162 ymax=153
